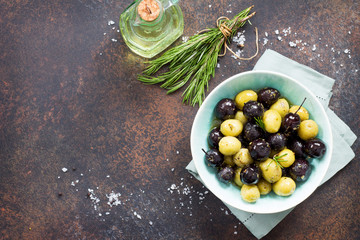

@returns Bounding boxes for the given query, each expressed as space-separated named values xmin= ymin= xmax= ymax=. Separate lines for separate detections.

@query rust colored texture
xmin=0 ymin=0 xmax=359 ymax=239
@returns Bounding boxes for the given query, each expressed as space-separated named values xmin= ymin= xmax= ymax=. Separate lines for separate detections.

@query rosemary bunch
xmin=138 ymin=6 xmax=256 ymax=106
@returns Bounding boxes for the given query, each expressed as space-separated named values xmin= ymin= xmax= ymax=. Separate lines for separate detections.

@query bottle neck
xmin=135 ymin=0 xmax=164 ymax=26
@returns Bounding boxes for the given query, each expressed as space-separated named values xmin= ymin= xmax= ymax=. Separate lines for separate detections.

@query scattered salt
xmin=312 ymin=45 xmax=317 ymax=51
xmin=106 ymin=191 xmax=122 ymax=207
xmin=274 ymin=29 xmax=279 ymax=34
xmin=111 ymin=38 xmax=118 ymax=42
xmin=262 ymin=38 xmax=268 ymax=46
xmin=62 ymin=168 xmax=68 ymax=173
xmin=277 ymin=36 xmax=282 ymax=41
xmin=182 ymin=36 xmax=189 ymax=43
xmin=289 ymin=41 xmax=296 ymax=47
xmin=344 ymin=49 xmax=350 ymax=54
xmin=232 ymin=30 xmax=246 ymax=46
xmin=108 ymin=20 xmax=115 ymax=25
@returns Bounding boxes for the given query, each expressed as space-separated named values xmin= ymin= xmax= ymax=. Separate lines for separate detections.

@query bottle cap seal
xmin=138 ymin=0 xmax=160 ymax=22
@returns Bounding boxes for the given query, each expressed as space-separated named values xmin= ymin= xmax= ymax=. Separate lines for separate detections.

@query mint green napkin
xmin=186 ymin=49 xmax=357 ymax=239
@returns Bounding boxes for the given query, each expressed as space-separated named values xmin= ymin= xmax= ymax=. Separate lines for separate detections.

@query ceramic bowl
xmin=190 ymin=70 xmax=333 ymax=214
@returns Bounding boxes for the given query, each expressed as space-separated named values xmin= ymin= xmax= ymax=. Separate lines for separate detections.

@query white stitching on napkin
xmin=241 ymin=213 xmax=255 ymax=224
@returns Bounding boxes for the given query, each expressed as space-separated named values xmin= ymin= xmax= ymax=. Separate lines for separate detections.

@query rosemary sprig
xmin=254 ymin=116 xmax=265 ymax=131
xmin=138 ymin=6 xmax=256 ymax=106
xmin=269 ymin=153 xmax=288 ymax=169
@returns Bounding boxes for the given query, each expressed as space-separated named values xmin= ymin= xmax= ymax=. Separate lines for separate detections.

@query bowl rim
xmin=191 ymin=70 xmax=333 ymax=214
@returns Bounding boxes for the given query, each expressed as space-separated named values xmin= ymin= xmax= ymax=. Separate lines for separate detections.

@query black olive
xmin=248 ymin=138 xmax=271 ymax=161
xmin=304 ymin=138 xmax=326 ymax=158
xmin=289 ymin=158 xmax=312 ymax=181
xmin=215 ymin=98 xmax=237 ymax=120
xmin=243 ymin=101 xmax=264 ymax=119
xmin=240 ymin=164 xmax=261 ymax=185
xmin=203 ymin=148 xmax=224 ymax=167
xmin=257 ymin=87 xmax=280 ymax=107
xmin=217 ymin=166 xmax=234 ymax=183
xmin=267 ymin=133 xmax=287 ymax=151
xmin=288 ymin=138 xmax=308 ymax=158
xmin=243 ymin=122 xmax=265 ymax=142
xmin=208 ymin=127 xmax=223 ymax=147
xmin=282 ymin=112 xmax=301 ymax=133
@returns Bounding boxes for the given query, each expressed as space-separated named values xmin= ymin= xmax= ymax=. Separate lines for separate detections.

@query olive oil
xmin=119 ymin=0 xmax=184 ymax=58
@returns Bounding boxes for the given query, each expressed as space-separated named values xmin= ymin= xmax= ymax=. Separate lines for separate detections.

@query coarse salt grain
xmin=274 ymin=29 xmax=279 ymax=34
xmin=289 ymin=41 xmax=296 ymax=48
xmin=62 ymin=168 xmax=68 ymax=173
xmin=108 ymin=20 xmax=115 ymax=25
xmin=106 ymin=191 xmax=122 ymax=207
xmin=263 ymin=38 xmax=268 ymax=46
xmin=88 ymin=189 xmax=100 ymax=211
xmin=111 ymin=38 xmax=118 ymax=42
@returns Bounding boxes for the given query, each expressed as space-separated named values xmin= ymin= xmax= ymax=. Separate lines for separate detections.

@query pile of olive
xmin=203 ymin=87 xmax=326 ymax=203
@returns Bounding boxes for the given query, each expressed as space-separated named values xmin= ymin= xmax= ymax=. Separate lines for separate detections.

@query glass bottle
xmin=119 ymin=0 xmax=184 ymax=58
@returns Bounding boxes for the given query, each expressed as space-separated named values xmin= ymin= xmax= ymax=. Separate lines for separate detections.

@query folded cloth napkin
xmin=186 ymin=49 xmax=357 ymax=239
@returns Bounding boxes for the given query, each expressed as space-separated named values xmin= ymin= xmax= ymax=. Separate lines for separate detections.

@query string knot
xmin=217 ymin=17 xmax=233 ymax=39
xmin=216 ymin=15 xmax=258 ymax=60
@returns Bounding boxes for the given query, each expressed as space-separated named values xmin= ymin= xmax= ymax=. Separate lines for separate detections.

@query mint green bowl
xmin=191 ymin=70 xmax=332 ymax=214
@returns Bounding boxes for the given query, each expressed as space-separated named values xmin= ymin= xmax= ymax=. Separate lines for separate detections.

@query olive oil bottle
xmin=119 ymin=0 xmax=184 ymax=58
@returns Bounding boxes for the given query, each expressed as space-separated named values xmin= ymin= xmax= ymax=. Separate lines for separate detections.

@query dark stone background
xmin=0 ymin=0 xmax=359 ymax=239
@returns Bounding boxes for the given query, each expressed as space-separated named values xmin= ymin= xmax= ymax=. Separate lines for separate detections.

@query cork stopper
xmin=137 ymin=0 xmax=161 ymax=22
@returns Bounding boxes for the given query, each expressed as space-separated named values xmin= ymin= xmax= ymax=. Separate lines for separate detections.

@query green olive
xmin=220 ymin=119 xmax=243 ymax=137
xmin=257 ymin=178 xmax=272 ymax=195
xmin=263 ymin=109 xmax=282 ymax=133
xmin=275 ymin=148 xmax=295 ymax=168
xmin=270 ymin=98 xmax=289 ymax=118
xmin=259 ymin=158 xmax=282 ymax=183
xmin=223 ymin=155 xmax=235 ymax=167
xmin=233 ymin=148 xmax=253 ymax=168
xmin=289 ymin=105 xmax=309 ymax=121
xmin=235 ymin=90 xmax=258 ymax=110
xmin=241 ymin=184 xmax=260 ymax=203
xmin=218 ymin=136 xmax=241 ymax=155
xmin=272 ymin=177 xmax=296 ymax=196
xmin=298 ymin=119 xmax=319 ymax=140
xmin=233 ymin=167 xmax=243 ymax=187
xmin=234 ymin=111 xmax=248 ymax=126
